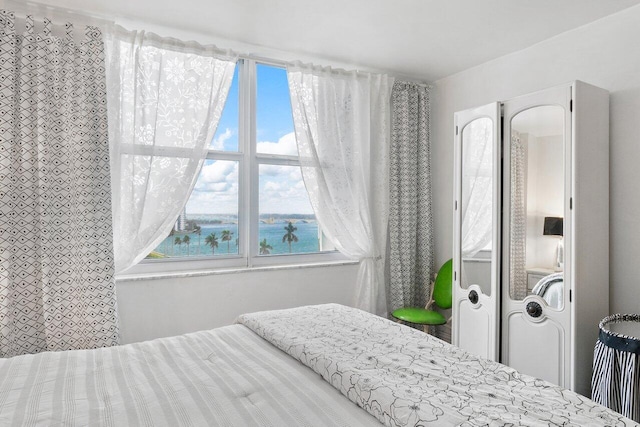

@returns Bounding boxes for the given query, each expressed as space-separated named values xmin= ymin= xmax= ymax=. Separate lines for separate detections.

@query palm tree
xmin=259 ymin=238 xmax=273 ymax=255
xmin=174 ymin=236 xmax=182 ymax=256
xmin=221 ymin=229 xmax=234 ymax=254
xmin=194 ymin=225 xmax=202 ymax=255
xmin=183 ymin=235 xmax=191 ymax=256
xmin=205 ymin=232 xmax=219 ymax=255
xmin=282 ymin=222 xmax=299 ymax=253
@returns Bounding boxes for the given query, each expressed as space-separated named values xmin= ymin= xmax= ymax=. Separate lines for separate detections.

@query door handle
xmin=468 ymin=290 xmax=479 ymax=305
xmin=526 ymin=301 xmax=543 ymax=318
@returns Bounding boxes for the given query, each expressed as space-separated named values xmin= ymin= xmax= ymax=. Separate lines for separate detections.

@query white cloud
xmin=186 ymin=190 xmax=238 ymax=215
xmin=259 ymin=166 xmax=313 ymax=214
xmin=206 ymin=182 xmax=232 ymax=192
xmin=263 ymin=181 xmax=283 ymax=192
xmin=260 ymin=164 xmax=290 ymax=177
xmin=257 ymin=132 xmax=298 ymax=156
xmin=186 ymin=153 xmax=314 ymax=215
xmin=211 ymin=128 xmax=233 ymax=151
xmin=196 ymin=160 xmax=238 ymax=189
xmin=290 ymin=169 xmax=303 ymax=181
xmin=188 ymin=160 xmax=239 ymax=214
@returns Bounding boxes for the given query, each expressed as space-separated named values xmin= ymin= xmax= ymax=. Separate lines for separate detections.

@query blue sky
xmin=186 ymin=63 xmax=313 ymax=216
xmin=209 ymin=64 xmax=297 ymax=152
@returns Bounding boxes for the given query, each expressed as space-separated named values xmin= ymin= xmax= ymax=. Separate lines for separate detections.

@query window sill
xmin=115 ymin=259 xmax=360 ymax=283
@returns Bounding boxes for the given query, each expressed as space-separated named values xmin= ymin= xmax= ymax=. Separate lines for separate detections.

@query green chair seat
xmin=392 ymin=307 xmax=447 ymax=325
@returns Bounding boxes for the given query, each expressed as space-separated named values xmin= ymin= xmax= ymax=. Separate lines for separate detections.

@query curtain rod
xmin=238 ymin=53 xmax=432 ymax=88
xmin=0 ymin=0 xmax=431 ymax=87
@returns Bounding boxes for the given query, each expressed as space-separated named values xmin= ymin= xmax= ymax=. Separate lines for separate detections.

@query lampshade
xmin=543 ymin=217 xmax=563 ymax=236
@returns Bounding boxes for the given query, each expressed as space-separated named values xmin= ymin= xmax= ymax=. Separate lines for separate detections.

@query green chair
xmin=392 ymin=259 xmax=453 ymax=335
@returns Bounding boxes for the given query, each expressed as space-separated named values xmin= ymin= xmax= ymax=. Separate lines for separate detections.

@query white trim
xmin=123 ymin=256 xmax=247 ymax=275
xmin=255 ymin=154 xmax=300 ymax=165
xmin=239 ymin=58 xmax=251 ymax=262
xmin=116 ymin=259 xmax=359 ymax=282
xmin=248 ymin=59 xmax=259 ymax=265
xmin=251 ymin=250 xmax=348 ymax=267
xmin=134 ymin=59 xmax=344 ymax=274
xmin=205 ymin=151 xmax=242 ymax=161
xmin=126 ymin=250 xmax=347 ymax=276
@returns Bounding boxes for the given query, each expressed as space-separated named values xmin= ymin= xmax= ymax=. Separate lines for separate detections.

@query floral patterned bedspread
xmin=237 ymin=304 xmax=635 ymax=427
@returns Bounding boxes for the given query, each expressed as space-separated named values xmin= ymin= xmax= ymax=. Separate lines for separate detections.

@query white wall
xmin=432 ymin=5 xmax=640 ymax=314
xmin=115 ymin=5 xmax=640 ymax=344
xmin=526 ymin=134 xmax=564 ymax=269
xmin=116 ymin=263 xmax=359 ymax=344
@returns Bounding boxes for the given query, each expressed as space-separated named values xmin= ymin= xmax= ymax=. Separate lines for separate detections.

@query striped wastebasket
xmin=592 ymin=314 xmax=640 ymax=422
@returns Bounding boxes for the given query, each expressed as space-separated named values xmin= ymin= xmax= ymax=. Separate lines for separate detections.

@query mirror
xmin=460 ymin=117 xmax=493 ymax=296
xmin=509 ymin=105 xmax=564 ymax=308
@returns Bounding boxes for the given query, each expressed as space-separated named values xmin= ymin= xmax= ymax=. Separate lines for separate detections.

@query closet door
xmin=452 ymin=103 xmax=500 ymax=361
xmin=501 ymin=85 xmax=572 ymax=388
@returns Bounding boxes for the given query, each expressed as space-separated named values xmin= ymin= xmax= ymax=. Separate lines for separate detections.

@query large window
xmin=139 ymin=60 xmax=338 ymax=272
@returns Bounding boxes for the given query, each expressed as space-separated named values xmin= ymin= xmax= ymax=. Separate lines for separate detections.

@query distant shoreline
xmin=186 ymin=213 xmax=317 ymax=226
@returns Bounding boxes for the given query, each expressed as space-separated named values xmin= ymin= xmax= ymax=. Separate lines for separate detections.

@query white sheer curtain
xmin=461 ymin=118 xmax=494 ymax=257
xmin=105 ymin=26 xmax=237 ymax=273
xmin=287 ymin=63 xmax=393 ymax=316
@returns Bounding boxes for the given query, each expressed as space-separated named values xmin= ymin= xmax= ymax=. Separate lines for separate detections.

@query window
xmin=137 ymin=60 xmax=340 ymax=273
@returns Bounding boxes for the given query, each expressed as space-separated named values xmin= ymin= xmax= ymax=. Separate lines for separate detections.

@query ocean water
xmin=151 ymin=222 xmax=320 ymax=258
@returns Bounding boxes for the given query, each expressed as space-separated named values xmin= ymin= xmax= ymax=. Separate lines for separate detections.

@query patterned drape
xmin=0 ymin=11 xmax=118 ymax=356
xmin=388 ymin=82 xmax=433 ymax=312
xmin=510 ymin=131 xmax=528 ymax=300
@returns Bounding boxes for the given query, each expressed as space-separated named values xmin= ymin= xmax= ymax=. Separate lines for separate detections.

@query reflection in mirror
xmin=460 ymin=117 xmax=493 ymax=296
xmin=509 ymin=105 xmax=564 ymax=307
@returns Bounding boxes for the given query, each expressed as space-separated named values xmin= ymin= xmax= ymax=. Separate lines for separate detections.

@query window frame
xmin=123 ymin=58 xmax=345 ymax=276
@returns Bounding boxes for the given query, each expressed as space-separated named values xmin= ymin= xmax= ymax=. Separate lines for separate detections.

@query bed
xmin=532 ymin=272 xmax=564 ymax=309
xmin=0 ymin=304 xmax=634 ymax=426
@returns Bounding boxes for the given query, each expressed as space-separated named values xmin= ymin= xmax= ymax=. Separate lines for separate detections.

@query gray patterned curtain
xmin=510 ymin=131 xmax=528 ymax=300
xmin=0 ymin=11 xmax=118 ymax=356
xmin=388 ymin=82 xmax=433 ymax=313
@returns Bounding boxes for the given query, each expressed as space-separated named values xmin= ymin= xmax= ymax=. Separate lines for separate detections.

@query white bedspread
xmin=238 ymin=304 xmax=635 ymax=427
xmin=0 ymin=324 xmax=378 ymax=426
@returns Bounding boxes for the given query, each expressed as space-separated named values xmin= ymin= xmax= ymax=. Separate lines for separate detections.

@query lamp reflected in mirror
xmin=543 ymin=216 xmax=563 ymax=271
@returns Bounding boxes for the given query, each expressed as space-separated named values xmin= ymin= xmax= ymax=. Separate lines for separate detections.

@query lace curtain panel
xmin=510 ymin=130 xmax=528 ymax=299
xmin=388 ymin=82 xmax=434 ymax=313
xmin=0 ymin=11 xmax=118 ymax=356
xmin=287 ymin=64 xmax=393 ymax=316
xmin=460 ymin=118 xmax=493 ymax=259
xmin=105 ymin=26 xmax=237 ymax=273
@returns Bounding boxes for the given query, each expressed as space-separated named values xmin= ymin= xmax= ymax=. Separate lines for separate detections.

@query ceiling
xmin=24 ymin=0 xmax=640 ymax=81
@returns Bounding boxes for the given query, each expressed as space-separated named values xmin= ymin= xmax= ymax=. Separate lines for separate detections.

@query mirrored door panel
xmin=461 ymin=117 xmax=493 ymax=296
xmin=508 ymin=106 xmax=565 ymax=308
xmin=453 ymin=102 xmax=500 ymax=361
xmin=501 ymin=85 xmax=572 ymax=388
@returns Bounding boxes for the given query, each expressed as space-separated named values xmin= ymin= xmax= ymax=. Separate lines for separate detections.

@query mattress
xmin=0 ymin=303 xmax=634 ymax=426
xmin=0 ymin=323 xmax=378 ymax=426
xmin=239 ymin=304 xmax=635 ymax=426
